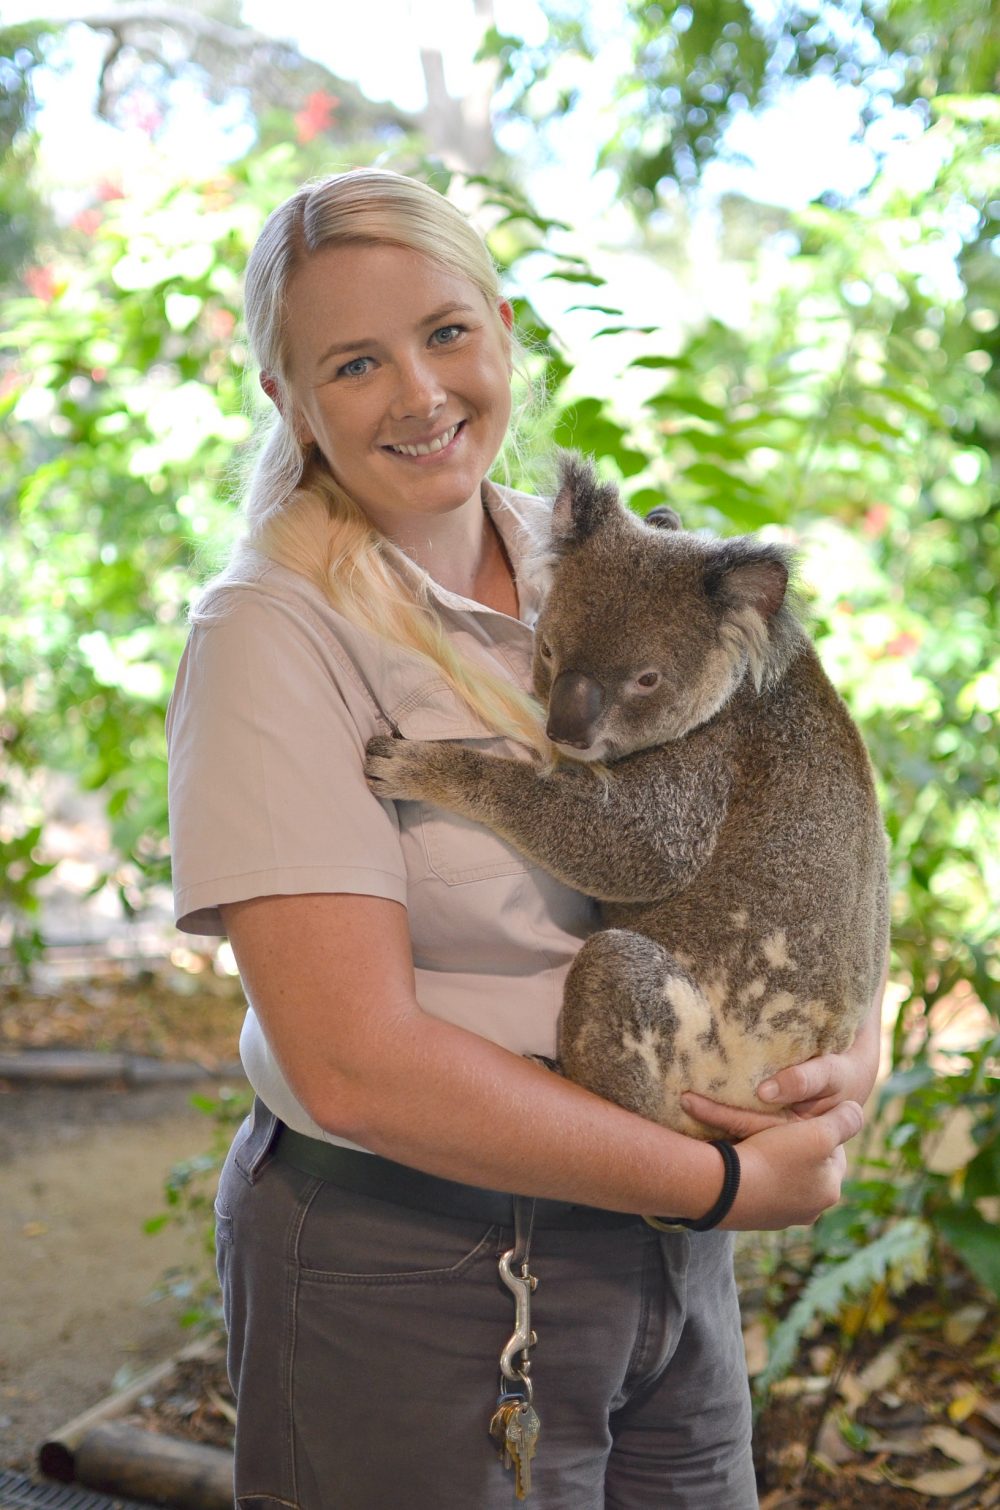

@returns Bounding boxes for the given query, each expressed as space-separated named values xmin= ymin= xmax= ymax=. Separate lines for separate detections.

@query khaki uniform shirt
xmin=165 ymin=481 xmax=597 ymax=1144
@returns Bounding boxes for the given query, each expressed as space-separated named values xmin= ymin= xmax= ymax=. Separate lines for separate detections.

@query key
xmin=506 ymin=1400 xmax=540 ymax=1500
xmin=489 ymin=1398 xmax=520 ymax=1470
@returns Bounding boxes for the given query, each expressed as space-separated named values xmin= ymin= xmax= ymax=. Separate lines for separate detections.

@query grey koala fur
xmin=365 ymin=454 xmax=889 ymax=1138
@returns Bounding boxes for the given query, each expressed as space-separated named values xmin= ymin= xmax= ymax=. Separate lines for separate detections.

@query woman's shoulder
xmin=189 ymin=547 xmax=330 ymax=627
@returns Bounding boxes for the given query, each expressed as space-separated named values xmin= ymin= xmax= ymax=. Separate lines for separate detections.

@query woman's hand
xmin=720 ymin=1100 xmax=864 ymax=1231
xmin=682 ymin=962 xmax=887 ymax=1141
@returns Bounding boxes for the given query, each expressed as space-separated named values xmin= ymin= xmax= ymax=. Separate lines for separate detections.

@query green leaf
xmin=628 ymin=355 xmax=692 ymax=370
xmin=965 ymin=1137 xmax=1000 ymax=1203
xmin=593 ymin=325 xmax=659 ymax=337
xmin=647 ymin=390 xmax=727 ymax=423
xmin=682 ymin=461 xmax=759 ymax=492
xmin=878 ymin=1064 xmax=938 ymax=1107
xmin=936 ymin=1206 xmax=1000 ymax=1298
xmin=541 ymin=269 xmax=608 ymax=286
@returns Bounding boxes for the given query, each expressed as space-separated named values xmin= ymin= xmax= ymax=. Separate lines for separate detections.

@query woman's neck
xmin=386 ymin=492 xmax=519 ymax=616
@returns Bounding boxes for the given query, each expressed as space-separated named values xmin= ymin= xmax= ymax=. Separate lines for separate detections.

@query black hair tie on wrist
xmin=645 ymin=1140 xmax=741 ymax=1233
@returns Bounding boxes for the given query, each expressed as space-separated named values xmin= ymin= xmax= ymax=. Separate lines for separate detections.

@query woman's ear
xmin=260 ymin=371 xmax=282 ymax=409
xmin=497 ymin=299 xmax=515 ymax=374
xmin=260 ymin=371 xmax=314 ymax=446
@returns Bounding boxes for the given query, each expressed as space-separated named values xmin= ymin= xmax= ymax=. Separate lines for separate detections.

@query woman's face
xmin=281 ymin=242 xmax=513 ymax=536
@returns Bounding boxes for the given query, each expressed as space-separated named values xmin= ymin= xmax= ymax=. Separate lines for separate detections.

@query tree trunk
xmin=415 ymin=0 xmax=500 ymax=173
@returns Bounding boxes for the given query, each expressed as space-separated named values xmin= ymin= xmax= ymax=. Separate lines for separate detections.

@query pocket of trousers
xmin=295 ymin=1178 xmax=500 ymax=1284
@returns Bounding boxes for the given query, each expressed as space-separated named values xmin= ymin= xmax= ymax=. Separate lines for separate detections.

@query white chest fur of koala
xmin=364 ymin=455 xmax=889 ymax=1138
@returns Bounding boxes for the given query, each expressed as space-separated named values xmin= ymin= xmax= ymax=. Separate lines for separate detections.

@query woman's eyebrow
xmin=314 ymin=303 xmax=479 ymax=368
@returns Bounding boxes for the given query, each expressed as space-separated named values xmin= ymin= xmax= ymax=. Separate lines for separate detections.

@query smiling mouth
xmin=384 ymin=421 xmax=464 ymax=458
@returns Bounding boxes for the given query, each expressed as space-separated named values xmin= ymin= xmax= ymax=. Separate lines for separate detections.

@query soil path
xmin=0 ymin=1080 xmax=229 ymax=1472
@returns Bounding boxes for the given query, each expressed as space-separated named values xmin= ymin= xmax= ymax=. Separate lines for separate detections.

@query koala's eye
xmin=636 ymin=671 xmax=660 ymax=690
xmin=539 ymin=640 xmax=553 ymax=659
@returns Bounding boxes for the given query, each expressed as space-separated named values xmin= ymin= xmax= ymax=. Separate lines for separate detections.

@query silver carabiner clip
xmin=498 ymin=1247 xmax=538 ymax=1391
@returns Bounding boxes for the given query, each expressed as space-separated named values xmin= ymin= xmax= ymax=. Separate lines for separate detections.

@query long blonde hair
xmin=197 ymin=169 xmax=548 ymax=755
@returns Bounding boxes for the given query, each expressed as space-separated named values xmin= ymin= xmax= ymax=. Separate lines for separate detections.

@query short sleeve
xmin=166 ymin=589 xmax=407 ymax=935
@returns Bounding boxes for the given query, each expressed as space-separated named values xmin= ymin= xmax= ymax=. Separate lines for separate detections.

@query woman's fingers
xmin=756 ymin=1053 xmax=843 ymax=1108
xmin=823 ymin=1098 xmax=864 ymax=1147
xmin=680 ymin=1092 xmax=790 ymax=1139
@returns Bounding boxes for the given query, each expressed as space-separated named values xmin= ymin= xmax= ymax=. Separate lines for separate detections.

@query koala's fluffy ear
xmin=704 ymin=538 xmax=798 ymax=689
xmin=704 ymin=538 xmax=791 ymax=621
xmin=550 ymin=452 xmax=623 ymax=551
xmin=645 ymin=505 xmax=682 ymax=531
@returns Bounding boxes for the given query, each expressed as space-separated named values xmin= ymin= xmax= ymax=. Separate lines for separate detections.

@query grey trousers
xmin=215 ymin=1103 xmax=758 ymax=1509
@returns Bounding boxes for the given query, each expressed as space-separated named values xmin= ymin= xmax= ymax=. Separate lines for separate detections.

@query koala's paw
xmin=364 ymin=735 xmax=441 ymax=801
xmin=525 ymin=1053 xmax=564 ymax=1076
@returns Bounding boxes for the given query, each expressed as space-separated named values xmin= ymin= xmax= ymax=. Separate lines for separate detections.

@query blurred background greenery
xmin=1 ymin=0 xmax=997 ymax=1369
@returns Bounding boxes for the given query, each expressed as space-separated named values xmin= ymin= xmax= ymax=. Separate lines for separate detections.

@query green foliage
xmin=753 ymin=1218 xmax=931 ymax=1401
xmin=146 ymin=1083 xmax=253 ymax=1328
xmin=1 ymin=141 xmax=352 ymax=936
xmin=0 ymin=24 xmax=55 ymax=281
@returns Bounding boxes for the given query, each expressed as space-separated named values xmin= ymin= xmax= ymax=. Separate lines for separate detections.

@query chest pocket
xmin=392 ymin=684 xmax=540 ymax=888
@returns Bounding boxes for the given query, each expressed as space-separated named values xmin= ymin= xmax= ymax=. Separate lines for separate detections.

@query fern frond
xmin=753 ymin=1218 xmax=931 ymax=1401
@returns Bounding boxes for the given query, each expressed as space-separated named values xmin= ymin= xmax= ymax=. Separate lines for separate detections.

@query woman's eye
xmin=338 ymin=356 xmax=372 ymax=378
xmin=431 ymin=324 xmax=464 ymax=346
xmin=636 ymin=671 xmax=660 ymax=689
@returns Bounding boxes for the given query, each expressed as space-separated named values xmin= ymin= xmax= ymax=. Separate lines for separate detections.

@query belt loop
xmin=235 ymin=1097 xmax=281 ymax=1184
xmin=513 ymin=1196 xmax=536 ymax=1268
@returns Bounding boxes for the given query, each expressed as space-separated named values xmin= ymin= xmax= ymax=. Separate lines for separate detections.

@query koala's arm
xmin=364 ymin=736 xmax=730 ymax=903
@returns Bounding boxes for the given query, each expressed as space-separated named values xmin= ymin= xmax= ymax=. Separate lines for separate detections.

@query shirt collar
xmin=410 ymin=479 xmax=550 ymax=627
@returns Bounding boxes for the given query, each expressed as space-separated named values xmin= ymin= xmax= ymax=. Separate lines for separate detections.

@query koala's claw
xmin=364 ymin=733 xmax=436 ymax=801
xmin=364 ymin=735 xmax=404 ymax=796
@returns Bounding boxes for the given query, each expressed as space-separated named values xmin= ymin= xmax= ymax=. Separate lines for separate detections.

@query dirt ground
xmin=0 ymin=1077 xmax=233 ymax=1472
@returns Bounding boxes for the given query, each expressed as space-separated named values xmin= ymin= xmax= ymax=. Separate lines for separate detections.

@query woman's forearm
xmin=225 ymin=890 xmax=862 ymax=1232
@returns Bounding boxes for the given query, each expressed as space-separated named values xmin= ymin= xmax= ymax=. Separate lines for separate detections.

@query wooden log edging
xmin=73 ymin=1424 xmax=234 ymax=1510
xmin=37 ymin=1335 xmax=234 ymax=1510
xmin=0 ymin=1050 xmax=246 ymax=1085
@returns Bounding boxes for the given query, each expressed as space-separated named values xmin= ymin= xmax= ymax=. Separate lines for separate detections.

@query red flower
xmin=97 ymin=179 xmax=125 ymax=202
xmin=295 ymin=91 xmax=339 ymax=144
xmin=884 ymin=632 xmax=920 ymax=659
xmin=72 ymin=208 xmax=103 ymax=235
xmin=24 ymin=266 xmax=57 ymax=302
xmin=205 ymin=307 xmax=236 ymax=341
xmin=862 ymin=503 xmax=891 ymax=538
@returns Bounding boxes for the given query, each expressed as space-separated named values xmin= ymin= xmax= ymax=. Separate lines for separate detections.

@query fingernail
xmin=757 ymin=1081 xmax=779 ymax=1102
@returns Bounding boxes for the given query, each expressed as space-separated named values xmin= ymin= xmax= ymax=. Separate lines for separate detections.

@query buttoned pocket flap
xmin=391 ymin=685 xmax=540 ymax=886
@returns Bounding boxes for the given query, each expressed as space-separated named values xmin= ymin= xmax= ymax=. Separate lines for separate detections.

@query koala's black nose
xmin=547 ymin=671 xmax=606 ymax=747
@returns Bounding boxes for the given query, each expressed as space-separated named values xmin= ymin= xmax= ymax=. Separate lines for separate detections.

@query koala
xmin=365 ymin=454 xmax=889 ymax=1138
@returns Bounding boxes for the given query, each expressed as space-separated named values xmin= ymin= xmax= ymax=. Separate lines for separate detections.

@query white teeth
xmin=388 ymin=423 xmax=459 ymax=457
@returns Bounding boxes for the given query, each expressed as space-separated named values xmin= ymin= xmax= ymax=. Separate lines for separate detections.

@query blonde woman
xmin=166 ymin=169 xmax=882 ymax=1509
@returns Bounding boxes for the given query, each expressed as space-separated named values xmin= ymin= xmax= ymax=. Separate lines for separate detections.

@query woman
xmin=166 ymin=169 xmax=882 ymax=1509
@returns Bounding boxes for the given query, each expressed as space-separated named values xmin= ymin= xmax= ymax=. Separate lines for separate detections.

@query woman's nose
xmin=390 ymin=356 xmax=447 ymax=418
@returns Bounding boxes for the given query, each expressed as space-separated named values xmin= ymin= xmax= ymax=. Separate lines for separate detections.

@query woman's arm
xmin=221 ymin=890 xmax=864 ymax=1232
